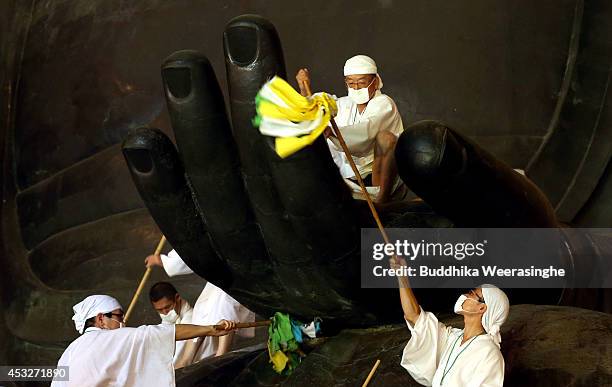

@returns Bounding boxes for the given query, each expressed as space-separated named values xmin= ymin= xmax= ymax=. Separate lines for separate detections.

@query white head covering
xmin=480 ymin=284 xmax=509 ymax=348
xmin=72 ymin=295 xmax=122 ymax=334
xmin=343 ymin=55 xmax=384 ymax=90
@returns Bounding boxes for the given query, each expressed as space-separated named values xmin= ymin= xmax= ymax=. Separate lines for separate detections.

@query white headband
xmin=72 ymin=295 xmax=122 ymax=334
xmin=344 ymin=55 xmax=383 ymax=90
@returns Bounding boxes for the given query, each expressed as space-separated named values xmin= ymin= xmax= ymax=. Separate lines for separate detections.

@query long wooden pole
xmin=304 ymin=84 xmax=415 ymax=289
xmin=303 ymin=81 xmax=390 ymax=244
xmin=124 ymin=235 xmax=167 ymax=325
xmin=362 ymin=359 xmax=381 ymax=387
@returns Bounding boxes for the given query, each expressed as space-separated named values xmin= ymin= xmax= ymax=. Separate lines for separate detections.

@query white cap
xmin=343 ymin=55 xmax=383 ymax=90
xmin=72 ymin=295 xmax=122 ymax=334
xmin=344 ymin=55 xmax=377 ymax=75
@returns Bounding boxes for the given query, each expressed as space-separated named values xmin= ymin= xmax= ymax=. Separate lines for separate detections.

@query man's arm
xmin=145 ymin=253 xmax=163 ymax=268
xmin=294 ymin=68 xmax=334 ymax=138
xmin=145 ymin=249 xmax=194 ymax=277
xmin=216 ymin=331 xmax=235 ymax=356
xmin=174 ymin=338 xmax=203 ymax=368
xmin=175 ymin=320 xmax=236 ymax=341
xmin=390 ymin=256 xmax=421 ymax=324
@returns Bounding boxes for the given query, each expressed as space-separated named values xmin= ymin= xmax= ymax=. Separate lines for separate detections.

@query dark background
xmin=0 ymin=0 xmax=610 ymax=372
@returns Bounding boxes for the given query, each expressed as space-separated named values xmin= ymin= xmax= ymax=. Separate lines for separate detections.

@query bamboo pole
xmin=303 ymin=80 xmax=390 ymax=244
xmin=124 ymin=235 xmax=167 ymax=325
xmin=362 ymin=359 xmax=381 ymax=387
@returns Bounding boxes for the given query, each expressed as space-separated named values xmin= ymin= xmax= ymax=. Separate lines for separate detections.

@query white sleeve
xmin=192 ymin=284 xmax=254 ymax=326
xmin=50 ymin=350 xmax=70 ymax=387
xmin=400 ymin=307 xmax=454 ymax=386
xmin=212 ymin=291 xmax=251 ymax=322
xmin=136 ymin=324 xmax=177 ymax=363
xmin=160 ymin=249 xmax=194 ymax=277
xmin=333 ymin=97 xmax=402 ymax=156
xmin=467 ymin=347 xmax=505 ymax=387
xmin=123 ymin=325 xmax=176 ymax=386
xmin=217 ymin=292 xmax=256 ymax=338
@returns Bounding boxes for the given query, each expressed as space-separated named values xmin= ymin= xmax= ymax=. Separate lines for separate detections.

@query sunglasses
xmin=104 ymin=312 xmax=125 ymax=322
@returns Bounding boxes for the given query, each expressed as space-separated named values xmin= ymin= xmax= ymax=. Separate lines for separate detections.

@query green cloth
xmin=267 ymin=312 xmax=303 ymax=375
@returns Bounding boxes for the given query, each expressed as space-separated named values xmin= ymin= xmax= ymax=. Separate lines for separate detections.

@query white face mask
xmin=453 ymin=294 xmax=481 ymax=315
xmin=160 ymin=308 xmax=179 ymax=324
xmin=347 ymin=77 xmax=375 ymax=104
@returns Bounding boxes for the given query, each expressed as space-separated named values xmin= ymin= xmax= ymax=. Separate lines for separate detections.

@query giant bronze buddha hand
xmin=122 ymin=15 xmax=560 ymax=326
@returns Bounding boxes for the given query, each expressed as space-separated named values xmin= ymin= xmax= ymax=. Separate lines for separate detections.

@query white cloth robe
xmin=160 ymin=249 xmax=255 ymax=362
xmin=167 ymin=300 xmax=193 ymax=366
xmin=400 ymin=308 xmax=504 ymax=387
xmin=328 ymin=90 xmax=404 ymax=180
xmin=51 ymin=325 xmax=175 ymax=387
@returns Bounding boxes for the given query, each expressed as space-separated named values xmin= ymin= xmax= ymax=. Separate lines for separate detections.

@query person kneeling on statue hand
xmin=296 ymin=55 xmax=405 ymax=203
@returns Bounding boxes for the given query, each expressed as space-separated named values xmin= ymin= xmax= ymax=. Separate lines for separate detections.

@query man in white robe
xmin=149 ymin=281 xmax=195 ymax=367
xmin=51 ymin=294 xmax=236 ymax=387
xmin=392 ymin=257 xmax=509 ymax=386
xmin=296 ymin=55 xmax=404 ymax=202
xmin=145 ymin=249 xmax=255 ymax=367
